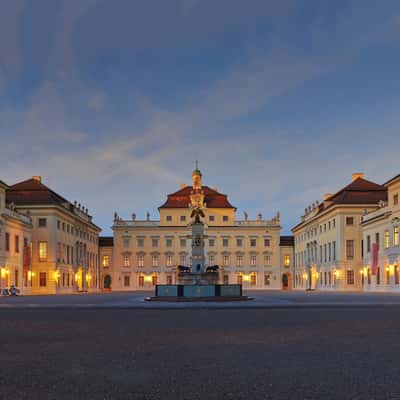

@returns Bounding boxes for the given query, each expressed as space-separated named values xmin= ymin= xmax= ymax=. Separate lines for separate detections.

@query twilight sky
xmin=1 ymin=0 xmax=400 ymax=235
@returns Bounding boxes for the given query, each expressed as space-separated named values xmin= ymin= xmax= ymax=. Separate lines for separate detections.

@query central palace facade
xmin=100 ymin=167 xmax=294 ymax=291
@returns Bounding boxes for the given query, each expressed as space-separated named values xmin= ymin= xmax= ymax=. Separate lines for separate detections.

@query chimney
xmin=180 ymin=183 xmax=187 ymax=189
xmin=32 ymin=176 xmax=42 ymax=182
xmin=323 ymin=193 xmax=332 ymax=201
xmin=352 ymin=173 xmax=365 ymax=181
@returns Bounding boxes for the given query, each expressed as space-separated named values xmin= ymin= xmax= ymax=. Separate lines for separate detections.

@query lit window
xmin=264 ymin=274 xmax=271 ymax=286
xmin=102 ymin=255 xmax=109 ymax=267
xmin=284 ymin=255 xmax=290 ymax=267
xmin=39 ymin=242 xmax=48 ymax=261
xmin=384 ymin=231 xmax=390 ymax=249
xmin=138 ymin=275 xmax=144 ymax=287
xmin=250 ymin=255 xmax=257 ymax=266
xmin=394 ymin=227 xmax=399 ymax=247
xmin=137 ymin=255 xmax=144 ymax=267
xmin=250 ymin=238 xmax=257 ymax=247
xmin=250 ymin=273 xmax=257 ymax=286
xmin=39 ymin=272 xmax=47 ymax=287
xmin=123 ymin=255 xmax=130 ymax=267
xmin=166 ymin=255 xmax=173 ymax=267
xmin=152 ymin=255 xmax=159 ymax=267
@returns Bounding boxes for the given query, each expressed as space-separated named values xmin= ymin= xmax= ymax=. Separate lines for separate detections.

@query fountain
xmin=147 ymin=164 xmax=250 ymax=302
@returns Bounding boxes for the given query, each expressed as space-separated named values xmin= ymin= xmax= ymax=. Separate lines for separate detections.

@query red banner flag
xmin=372 ymin=243 xmax=379 ymax=275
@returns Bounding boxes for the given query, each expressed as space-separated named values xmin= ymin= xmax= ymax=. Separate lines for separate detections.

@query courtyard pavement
xmin=1 ymin=306 xmax=400 ymax=399
xmin=2 ymin=290 xmax=400 ymax=308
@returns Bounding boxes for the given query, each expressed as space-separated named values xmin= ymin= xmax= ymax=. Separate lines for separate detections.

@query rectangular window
xmin=137 ymin=238 xmax=144 ymax=248
xmin=333 ymin=242 xmax=336 ymax=261
xmin=39 ymin=272 xmax=47 ymax=287
xmin=166 ymin=239 xmax=173 ymax=248
xmin=324 ymin=244 xmax=327 ymax=263
xmin=222 ymin=216 xmax=229 ymax=222
xmin=180 ymin=254 xmax=186 ymax=265
xmin=137 ymin=255 xmax=144 ymax=267
xmin=319 ymin=245 xmax=322 ymax=263
xmin=209 ymin=215 xmax=215 ymax=222
xmin=180 ymin=215 xmax=186 ymax=222
xmin=394 ymin=227 xmax=399 ymax=247
xmin=236 ymin=255 xmax=243 ymax=266
xmin=102 ymin=255 xmax=109 ymax=267
xmin=222 ymin=255 xmax=229 ymax=266
xmin=166 ymin=255 xmax=173 ymax=267
xmin=38 ymin=218 xmax=47 ymax=228
xmin=377 ymin=267 xmax=381 ymax=285
xmin=152 ymin=239 xmax=159 ymax=248
xmin=333 ymin=219 xmax=336 ymax=228
xmin=250 ymin=273 xmax=256 ymax=286
xmin=347 ymin=270 xmax=354 ymax=285
xmin=250 ymin=238 xmax=257 ymax=247
xmin=394 ymin=194 xmax=399 ymax=206
xmin=222 ymin=238 xmax=229 ymax=247
xmin=208 ymin=239 xmax=215 ymax=247
xmin=39 ymin=242 xmax=48 ymax=261
xmin=346 ymin=240 xmax=354 ymax=260
xmin=237 ymin=274 xmax=243 ymax=284
xmin=5 ymin=232 xmax=10 ymax=251
xmin=346 ymin=217 xmax=354 ymax=226
xmin=264 ymin=238 xmax=271 ymax=247
xmin=123 ymin=238 xmax=130 ymax=248
xmin=328 ymin=242 xmax=331 ymax=262
xmin=15 ymin=235 xmax=19 ymax=253
xmin=123 ymin=255 xmax=130 ymax=267
xmin=152 ymin=275 xmax=158 ymax=286
xmin=250 ymin=255 xmax=257 ymax=266
xmin=152 ymin=255 xmax=159 ymax=267
xmin=223 ymin=275 xmax=229 ymax=285
xmin=264 ymin=255 xmax=271 ymax=266
xmin=166 ymin=216 xmax=172 ymax=222
xmin=395 ymin=266 xmax=399 ymax=285
xmin=328 ymin=271 xmax=332 ymax=285
xmin=386 ymin=268 xmax=390 ymax=285
xmin=367 ymin=235 xmax=371 ymax=253
xmin=264 ymin=274 xmax=271 ymax=286
xmin=138 ymin=275 xmax=144 ymax=287
xmin=208 ymin=255 xmax=215 ymax=265
xmin=384 ymin=231 xmax=390 ymax=249
xmin=180 ymin=239 xmax=186 ymax=247
xmin=284 ymin=255 xmax=290 ymax=267
xmin=236 ymin=238 xmax=243 ymax=247
xmin=124 ymin=275 xmax=130 ymax=287
xmin=57 ymin=220 xmax=61 ymax=230
xmin=166 ymin=275 xmax=173 ymax=285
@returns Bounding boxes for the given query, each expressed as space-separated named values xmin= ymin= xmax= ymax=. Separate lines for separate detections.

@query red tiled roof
xmin=7 ymin=178 xmax=69 ymax=206
xmin=292 ymin=177 xmax=387 ymax=231
xmin=159 ymin=185 xmax=236 ymax=209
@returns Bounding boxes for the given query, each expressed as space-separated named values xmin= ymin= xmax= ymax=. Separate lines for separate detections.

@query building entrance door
xmin=103 ymin=275 xmax=111 ymax=290
xmin=282 ymin=273 xmax=292 ymax=290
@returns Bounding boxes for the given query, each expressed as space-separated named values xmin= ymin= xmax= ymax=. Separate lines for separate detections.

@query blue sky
xmin=1 ymin=0 xmax=400 ymax=234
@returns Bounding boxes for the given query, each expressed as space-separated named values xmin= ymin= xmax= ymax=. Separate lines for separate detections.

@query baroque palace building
xmin=361 ymin=174 xmax=400 ymax=292
xmin=100 ymin=167 xmax=294 ymax=291
xmin=5 ymin=176 xmax=101 ymax=294
xmin=292 ymin=173 xmax=388 ymax=291
xmin=0 ymin=180 xmax=33 ymax=294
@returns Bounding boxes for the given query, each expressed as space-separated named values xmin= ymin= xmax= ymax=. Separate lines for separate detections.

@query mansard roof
xmin=159 ymin=185 xmax=236 ymax=209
